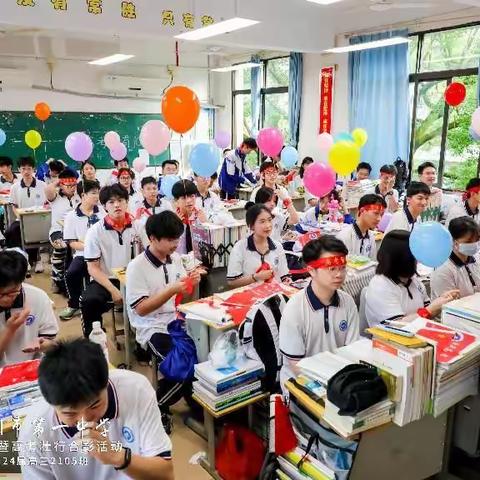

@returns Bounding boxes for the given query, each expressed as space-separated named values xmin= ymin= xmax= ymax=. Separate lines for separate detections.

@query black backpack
xmin=239 ymin=294 xmax=289 ymax=393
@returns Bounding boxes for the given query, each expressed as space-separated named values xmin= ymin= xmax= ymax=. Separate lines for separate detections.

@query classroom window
xmin=409 ymin=23 xmax=480 ymax=189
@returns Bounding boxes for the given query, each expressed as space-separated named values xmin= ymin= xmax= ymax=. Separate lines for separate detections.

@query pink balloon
xmin=140 ymin=120 xmax=171 ymax=156
xmin=257 ymin=128 xmax=284 ymax=157
xmin=110 ymin=143 xmax=127 ymax=161
xmin=65 ymin=132 xmax=93 ymax=163
xmin=377 ymin=212 xmax=393 ymax=233
xmin=318 ymin=132 xmax=334 ymax=151
xmin=303 ymin=162 xmax=336 ymax=198
xmin=133 ymin=157 xmax=147 ymax=173
xmin=214 ymin=130 xmax=230 ymax=149
xmin=104 ymin=131 xmax=120 ymax=150
xmin=472 ymin=107 xmax=480 ymax=136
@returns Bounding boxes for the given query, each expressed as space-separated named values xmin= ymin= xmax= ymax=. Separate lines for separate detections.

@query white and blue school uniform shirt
xmin=227 ymin=235 xmax=290 ymax=282
xmin=279 ymin=285 xmax=359 ymax=386
xmin=48 ymin=191 xmax=81 ymax=237
xmin=271 ymin=208 xmax=289 ymax=242
xmin=18 ymin=369 xmax=172 ymax=480
xmin=384 ymin=205 xmax=416 ymax=234
xmin=445 ymin=201 xmax=480 ymax=229
xmin=0 ymin=173 xmax=18 ymax=192
xmin=365 ymin=274 xmax=430 ymax=327
xmin=9 ymin=178 xmax=46 ymax=210
xmin=219 ymin=148 xmax=256 ymax=196
xmin=300 ymin=204 xmax=324 ymax=228
xmin=134 ymin=198 xmax=173 ymax=249
xmin=336 ymin=223 xmax=377 ymax=260
xmin=63 ymin=205 xmax=104 ymax=258
xmin=0 ymin=283 xmax=58 ymax=366
xmin=195 ymin=190 xmax=222 ymax=211
xmin=126 ymin=248 xmax=186 ymax=347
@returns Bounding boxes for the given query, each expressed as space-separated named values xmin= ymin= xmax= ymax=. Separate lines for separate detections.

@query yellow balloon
xmin=352 ymin=128 xmax=368 ymax=147
xmin=328 ymin=141 xmax=361 ymax=176
xmin=25 ymin=130 xmax=42 ymax=150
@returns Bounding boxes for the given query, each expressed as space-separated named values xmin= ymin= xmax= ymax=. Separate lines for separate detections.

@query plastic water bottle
xmin=89 ymin=322 xmax=109 ymax=363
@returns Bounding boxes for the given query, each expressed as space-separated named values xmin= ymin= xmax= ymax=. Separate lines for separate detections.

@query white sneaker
xmin=34 ymin=261 xmax=44 ymax=273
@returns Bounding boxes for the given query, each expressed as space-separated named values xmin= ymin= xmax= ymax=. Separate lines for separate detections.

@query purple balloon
xmin=110 ymin=143 xmax=127 ymax=161
xmin=65 ymin=132 xmax=93 ymax=163
xmin=377 ymin=212 xmax=393 ymax=233
xmin=214 ymin=130 xmax=230 ymax=149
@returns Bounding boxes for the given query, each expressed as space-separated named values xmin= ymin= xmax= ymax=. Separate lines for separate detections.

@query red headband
xmin=463 ymin=186 xmax=480 ymax=201
xmin=359 ymin=204 xmax=385 ymax=215
xmin=60 ymin=178 xmax=77 ymax=186
xmin=307 ymin=255 xmax=347 ymax=270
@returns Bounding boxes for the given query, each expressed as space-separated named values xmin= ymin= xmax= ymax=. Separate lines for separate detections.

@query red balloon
xmin=444 ymin=82 xmax=466 ymax=107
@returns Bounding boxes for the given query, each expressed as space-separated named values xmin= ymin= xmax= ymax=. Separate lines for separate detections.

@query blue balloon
xmin=470 ymin=126 xmax=480 ymax=142
xmin=0 ymin=129 xmax=6 ymax=147
xmin=409 ymin=222 xmax=452 ymax=268
xmin=161 ymin=174 xmax=180 ymax=200
xmin=190 ymin=143 xmax=220 ymax=177
xmin=281 ymin=146 xmax=299 ymax=168
xmin=334 ymin=132 xmax=354 ymax=143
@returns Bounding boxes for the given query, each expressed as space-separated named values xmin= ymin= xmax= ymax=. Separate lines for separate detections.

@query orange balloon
xmin=161 ymin=86 xmax=200 ymax=134
xmin=34 ymin=102 xmax=51 ymax=122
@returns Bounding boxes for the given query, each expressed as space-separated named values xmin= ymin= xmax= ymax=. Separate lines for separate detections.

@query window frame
xmin=408 ymin=22 xmax=480 ymax=188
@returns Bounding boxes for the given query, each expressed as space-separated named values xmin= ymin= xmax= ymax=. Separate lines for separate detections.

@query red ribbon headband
xmin=464 ymin=186 xmax=480 ymax=200
xmin=358 ymin=204 xmax=385 ymax=215
xmin=307 ymin=255 xmax=347 ymax=270
xmin=60 ymin=178 xmax=77 ymax=186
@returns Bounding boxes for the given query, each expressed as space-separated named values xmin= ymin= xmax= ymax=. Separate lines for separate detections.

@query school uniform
xmin=195 ymin=190 xmax=221 ymax=211
xmin=445 ymin=201 xmax=480 ymax=229
xmin=48 ymin=192 xmax=81 ymax=290
xmin=0 ymin=173 xmax=18 ymax=192
xmin=227 ymin=235 xmax=290 ymax=282
xmin=219 ymin=149 xmax=256 ymax=199
xmin=301 ymin=204 xmax=325 ymax=227
xmin=18 ymin=369 xmax=172 ymax=480
xmin=336 ymin=223 xmax=377 ymax=259
xmin=134 ymin=198 xmax=174 ymax=249
xmin=81 ymin=217 xmax=140 ymax=337
xmin=0 ymin=283 xmax=58 ymax=366
xmin=63 ymin=206 xmax=104 ymax=310
xmin=365 ymin=274 xmax=430 ymax=327
xmin=128 ymin=191 xmax=142 ymax=214
xmin=271 ymin=208 xmax=289 ymax=242
xmin=5 ymin=178 xmax=47 ymax=266
xmin=279 ymin=284 xmax=359 ymax=387
xmin=384 ymin=205 xmax=416 ymax=234
xmin=175 ymin=208 xmax=203 ymax=255
xmin=249 ymin=185 xmax=289 ymax=207
xmin=366 ymin=185 xmax=399 ymax=213
xmin=431 ymin=252 xmax=480 ymax=299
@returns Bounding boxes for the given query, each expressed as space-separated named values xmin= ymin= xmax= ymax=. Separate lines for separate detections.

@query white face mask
xmin=457 ymin=241 xmax=480 ymax=257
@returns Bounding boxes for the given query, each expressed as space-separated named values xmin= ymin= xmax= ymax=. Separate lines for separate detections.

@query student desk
xmin=111 ymin=268 xmax=132 ymax=369
xmin=222 ymin=200 xmax=247 ymax=220
xmin=285 ymin=380 xmax=452 ymax=480
xmin=237 ymin=186 xmax=253 ymax=201
xmin=16 ymin=208 xmax=51 ymax=250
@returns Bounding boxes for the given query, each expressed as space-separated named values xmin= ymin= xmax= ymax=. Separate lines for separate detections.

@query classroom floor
xmin=20 ymin=269 xmax=212 ymax=480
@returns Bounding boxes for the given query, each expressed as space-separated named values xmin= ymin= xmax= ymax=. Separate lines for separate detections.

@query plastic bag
xmin=209 ymin=330 xmax=241 ymax=368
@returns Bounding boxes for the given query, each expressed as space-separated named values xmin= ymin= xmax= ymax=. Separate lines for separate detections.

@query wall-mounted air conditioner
xmin=100 ymin=74 xmax=169 ymax=97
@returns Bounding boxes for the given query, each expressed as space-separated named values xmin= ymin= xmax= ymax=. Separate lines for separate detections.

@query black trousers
xmin=50 ymin=231 xmax=71 ymax=291
xmin=65 ymin=256 xmax=88 ymax=309
xmin=148 ymin=332 xmax=193 ymax=413
xmin=80 ymin=279 xmax=120 ymax=338
xmin=4 ymin=221 xmax=38 ymax=266
xmin=220 ymin=190 xmax=239 ymax=200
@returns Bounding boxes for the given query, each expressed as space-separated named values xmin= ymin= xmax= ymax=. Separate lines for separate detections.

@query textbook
xmin=297 ymin=351 xmax=351 ymax=386
xmin=193 ymin=380 xmax=262 ymax=410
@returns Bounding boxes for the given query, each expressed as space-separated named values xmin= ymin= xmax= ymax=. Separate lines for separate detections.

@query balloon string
xmin=179 ymin=134 xmax=183 ymax=175
xmin=42 ymin=121 xmax=47 ymax=163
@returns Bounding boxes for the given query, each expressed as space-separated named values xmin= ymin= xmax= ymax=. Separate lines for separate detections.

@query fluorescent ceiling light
xmin=89 ymin=54 xmax=134 ymax=66
xmin=175 ymin=17 xmax=259 ymax=41
xmin=211 ymin=62 xmax=261 ymax=73
xmin=323 ymin=36 xmax=410 ymax=54
xmin=306 ymin=0 xmax=344 ymax=4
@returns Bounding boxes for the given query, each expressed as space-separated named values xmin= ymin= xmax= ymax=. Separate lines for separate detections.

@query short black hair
xmin=356 ymin=162 xmax=372 ymax=174
xmin=81 ymin=160 xmax=96 ymax=173
xmin=299 ymin=157 xmax=314 ymax=179
xmin=99 ymin=183 xmax=129 ymax=205
xmin=48 ymin=160 xmax=65 ymax=174
xmin=38 ymin=338 xmax=109 ymax=407
xmin=246 ymin=204 xmax=272 ymax=228
xmin=113 ymin=157 xmax=129 ymax=167
xmin=406 ymin=181 xmax=430 ymax=198
xmin=18 ymin=156 xmax=35 ymax=168
xmin=117 ymin=167 xmax=135 ymax=180
xmin=241 ymin=138 xmax=257 ymax=150
xmin=193 ymin=172 xmax=216 ymax=180
xmin=466 ymin=178 xmax=480 ymax=191
xmin=379 ymin=164 xmax=397 ymax=176
xmin=78 ymin=179 xmax=100 ymax=196
xmin=162 ymin=159 xmax=179 ymax=169
xmin=0 ymin=250 xmax=28 ymax=288
xmin=0 ymin=156 xmax=13 ymax=168
xmin=254 ymin=186 xmax=275 ymax=204
xmin=417 ymin=161 xmax=436 ymax=176
xmin=303 ymin=236 xmax=348 ymax=264
xmin=58 ymin=168 xmax=77 ymax=180
xmin=259 ymin=161 xmax=279 ymax=174
xmin=358 ymin=193 xmax=386 ymax=211
xmin=141 ymin=176 xmax=157 ymax=188
xmin=449 ymin=216 xmax=480 ymax=241
xmin=172 ymin=180 xmax=198 ymax=200
xmin=146 ymin=211 xmax=184 ymax=241
xmin=376 ymin=230 xmax=416 ymax=280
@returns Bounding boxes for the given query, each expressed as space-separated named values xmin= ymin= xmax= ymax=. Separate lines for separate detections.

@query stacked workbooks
xmin=442 ymin=293 xmax=480 ymax=335
xmin=193 ymin=358 xmax=265 ymax=413
xmin=404 ymin=318 xmax=480 ymax=416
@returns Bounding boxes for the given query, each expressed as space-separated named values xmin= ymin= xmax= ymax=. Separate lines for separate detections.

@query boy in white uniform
xmin=107 ymin=157 xmax=129 ymax=186
xmin=19 ymin=338 xmax=174 ymax=480
xmin=250 ymin=161 xmax=289 ymax=208
xmin=366 ymin=164 xmax=399 ymax=213
xmin=6 ymin=157 xmax=47 ymax=273
xmin=157 ymin=160 xmax=179 ymax=195
xmin=60 ymin=180 xmax=103 ymax=321
xmin=385 ymin=182 xmax=430 ymax=234
xmin=45 ymin=169 xmax=81 ymax=294
xmin=337 ymin=194 xmax=386 ymax=260
xmin=279 ymin=236 xmax=359 ymax=389
xmin=81 ymin=184 xmax=140 ymax=337
xmin=445 ymin=178 xmax=480 ymax=229
xmin=417 ymin=161 xmax=443 ymax=222
xmin=194 ymin=173 xmax=222 ymax=212
xmin=126 ymin=211 xmax=203 ymax=432
xmin=0 ymin=156 xmax=18 ymax=191
xmin=0 ymin=250 xmax=58 ymax=365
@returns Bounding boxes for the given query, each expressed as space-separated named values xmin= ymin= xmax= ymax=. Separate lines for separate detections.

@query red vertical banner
xmin=319 ymin=66 xmax=335 ymax=134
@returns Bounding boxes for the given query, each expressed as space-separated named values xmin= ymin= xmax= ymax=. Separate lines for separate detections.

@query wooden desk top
xmin=17 ymin=208 xmax=51 ymax=216
xmin=111 ymin=267 xmax=126 ymax=286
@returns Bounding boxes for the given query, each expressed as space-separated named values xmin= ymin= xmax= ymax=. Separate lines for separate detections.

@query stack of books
xmin=442 ymin=293 xmax=480 ymax=335
xmin=193 ymin=358 xmax=265 ymax=413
